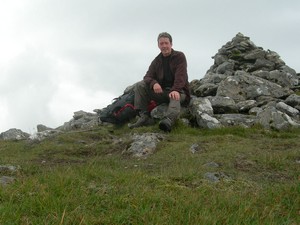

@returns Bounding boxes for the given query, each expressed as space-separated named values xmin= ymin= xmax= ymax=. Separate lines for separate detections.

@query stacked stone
xmin=189 ymin=32 xmax=300 ymax=130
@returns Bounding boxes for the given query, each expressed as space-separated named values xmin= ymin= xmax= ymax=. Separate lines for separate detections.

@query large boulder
xmin=0 ymin=129 xmax=30 ymax=140
xmin=284 ymin=94 xmax=300 ymax=111
xmin=56 ymin=110 xmax=99 ymax=131
xmin=189 ymin=97 xmax=222 ymax=129
xmin=216 ymin=72 xmax=293 ymax=102
xmin=125 ymin=133 xmax=165 ymax=158
xmin=257 ymin=106 xmax=300 ymax=130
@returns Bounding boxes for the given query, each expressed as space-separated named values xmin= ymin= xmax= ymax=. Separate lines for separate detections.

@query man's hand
xmin=153 ymin=84 xmax=180 ymax=100
xmin=153 ymin=83 xmax=163 ymax=93
xmin=169 ymin=91 xmax=180 ymax=101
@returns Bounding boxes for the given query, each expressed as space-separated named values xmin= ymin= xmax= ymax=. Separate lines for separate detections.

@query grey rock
xmin=0 ymin=165 xmax=20 ymax=173
xmin=192 ymin=83 xmax=218 ymax=97
xmin=190 ymin=144 xmax=200 ymax=154
xmin=195 ymin=113 xmax=222 ymax=129
xmin=57 ymin=110 xmax=99 ymax=131
xmin=280 ymin=65 xmax=297 ymax=76
xmin=190 ymin=97 xmax=214 ymax=116
xmin=36 ymin=124 xmax=53 ymax=132
xmin=216 ymin=61 xmax=235 ymax=74
xmin=0 ymin=128 xmax=30 ymax=140
xmin=150 ymin=103 xmax=169 ymax=119
xmin=265 ymin=50 xmax=285 ymax=67
xmin=204 ymin=172 xmax=231 ymax=183
xmin=251 ymin=58 xmax=275 ymax=71
xmin=285 ymin=94 xmax=300 ymax=110
xmin=249 ymin=107 xmax=263 ymax=116
xmin=216 ymin=114 xmax=257 ymax=128
xmin=30 ymin=130 xmax=62 ymax=142
xmin=217 ymin=73 xmax=292 ymax=102
xmin=209 ymin=96 xmax=238 ymax=114
xmin=257 ymin=106 xmax=300 ymax=130
xmin=200 ymin=72 xmax=227 ymax=84
xmin=0 ymin=176 xmax=15 ymax=186
xmin=269 ymin=70 xmax=298 ymax=88
xmin=276 ymin=102 xmax=299 ymax=118
xmin=213 ymin=54 xmax=228 ymax=66
xmin=125 ymin=133 xmax=165 ymax=158
xmin=253 ymin=69 xmax=299 ymax=89
xmin=236 ymin=100 xmax=257 ymax=113
xmin=243 ymin=48 xmax=265 ymax=60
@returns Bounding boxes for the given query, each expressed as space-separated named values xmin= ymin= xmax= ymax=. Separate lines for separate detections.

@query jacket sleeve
xmin=171 ymin=52 xmax=188 ymax=92
xmin=143 ymin=58 xmax=159 ymax=89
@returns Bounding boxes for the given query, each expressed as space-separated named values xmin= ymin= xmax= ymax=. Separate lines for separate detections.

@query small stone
xmin=0 ymin=176 xmax=15 ymax=186
xmin=190 ymin=144 xmax=199 ymax=154
xmin=204 ymin=172 xmax=231 ymax=183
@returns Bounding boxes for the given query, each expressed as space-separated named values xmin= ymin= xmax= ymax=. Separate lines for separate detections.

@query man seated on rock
xmin=128 ymin=32 xmax=190 ymax=132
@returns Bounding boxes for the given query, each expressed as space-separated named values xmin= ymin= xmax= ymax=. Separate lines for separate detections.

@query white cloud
xmin=1 ymin=0 xmax=300 ymax=133
xmin=47 ymin=82 xmax=115 ymax=129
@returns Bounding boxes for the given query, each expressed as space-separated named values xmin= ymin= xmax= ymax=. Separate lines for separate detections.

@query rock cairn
xmin=189 ymin=32 xmax=300 ymax=130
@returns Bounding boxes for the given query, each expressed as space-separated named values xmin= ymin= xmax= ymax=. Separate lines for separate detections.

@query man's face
xmin=158 ymin=37 xmax=172 ymax=57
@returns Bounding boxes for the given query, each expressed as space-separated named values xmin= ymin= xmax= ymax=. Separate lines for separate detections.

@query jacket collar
xmin=157 ymin=49 xmax=175 ymax=60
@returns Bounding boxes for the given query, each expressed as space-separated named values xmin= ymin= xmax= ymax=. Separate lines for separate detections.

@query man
xmin=129 ymin=32 xmax=190 ymax=132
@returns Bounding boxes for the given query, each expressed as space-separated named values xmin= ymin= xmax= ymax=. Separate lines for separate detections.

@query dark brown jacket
xmin=143 ymin=49 xmax=190 ymax=104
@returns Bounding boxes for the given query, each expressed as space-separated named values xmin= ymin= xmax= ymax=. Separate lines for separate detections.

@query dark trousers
xmin=134 ymin=81 xmax=186 ymax=121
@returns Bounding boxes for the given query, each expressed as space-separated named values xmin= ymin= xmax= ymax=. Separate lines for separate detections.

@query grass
xmin=0 ymin=124 xmax=299 ymax=224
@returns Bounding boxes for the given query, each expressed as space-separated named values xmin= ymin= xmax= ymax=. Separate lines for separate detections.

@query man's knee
xmin=134 ymin=80 xmax=147 ymax=92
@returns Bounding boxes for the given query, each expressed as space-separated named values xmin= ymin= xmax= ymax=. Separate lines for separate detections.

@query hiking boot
xmin=128 ymin=113 xmax=154 ymax=129
xmin=159 ymin=117 xmax=173 ymax=132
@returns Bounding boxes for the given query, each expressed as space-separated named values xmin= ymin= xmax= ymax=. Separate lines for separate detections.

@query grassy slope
xmin=0 ymin=124 xmax=299 ymax=224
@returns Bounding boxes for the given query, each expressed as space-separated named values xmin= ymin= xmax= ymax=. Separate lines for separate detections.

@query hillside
xmin=0 ymin=124 xmax=299 ymax=224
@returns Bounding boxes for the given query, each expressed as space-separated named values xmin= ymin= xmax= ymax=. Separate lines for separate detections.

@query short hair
xmin=157 ymin=32 xmax=172 ymax=43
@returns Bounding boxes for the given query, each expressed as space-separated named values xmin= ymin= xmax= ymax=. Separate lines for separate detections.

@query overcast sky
xmin=1 ymin=0 xmax=300 ymax=133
